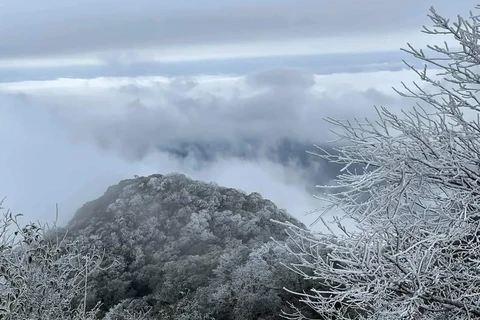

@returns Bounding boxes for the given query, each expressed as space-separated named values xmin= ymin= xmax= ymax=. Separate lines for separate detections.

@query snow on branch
xmin=283 ymin=5 xmax=480 ymax=319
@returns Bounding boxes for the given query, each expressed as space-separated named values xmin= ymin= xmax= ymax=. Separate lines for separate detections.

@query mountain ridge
xmin=64 ymin=172 xmax=317 ymax=319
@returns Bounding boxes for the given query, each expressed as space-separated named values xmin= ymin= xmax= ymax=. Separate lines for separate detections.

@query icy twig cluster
xmin=282 ymin=5 xmax=480 ymax=319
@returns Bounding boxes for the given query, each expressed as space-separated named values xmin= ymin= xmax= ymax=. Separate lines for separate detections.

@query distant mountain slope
xmin=66 ymin=173 xmax=318 ymax=319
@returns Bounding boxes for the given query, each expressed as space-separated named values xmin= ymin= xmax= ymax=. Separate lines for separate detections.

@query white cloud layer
xmin=0 ymin=67 xmax=434 ymax=231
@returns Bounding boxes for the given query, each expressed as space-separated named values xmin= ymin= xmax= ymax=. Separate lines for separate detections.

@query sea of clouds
xmin=0 ymin=66 xmax=430 ymax=230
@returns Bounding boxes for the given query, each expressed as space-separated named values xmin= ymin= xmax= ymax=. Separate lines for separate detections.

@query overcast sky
xmin=0 ymin=0 xmax=475 ymax=66
xmin=1 ymin=0 xmax=477 ymax=230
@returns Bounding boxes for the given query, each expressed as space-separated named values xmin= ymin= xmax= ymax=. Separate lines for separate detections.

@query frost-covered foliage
xmin=0 ymin=203 xmax=103 ymax=320
xmin=282 ymin=5 xmax=480 ymax=320
xmin=103 ymin=298 xmax=152 ymax=320
xmin=66 ymin=173 xmax=317 ymax=319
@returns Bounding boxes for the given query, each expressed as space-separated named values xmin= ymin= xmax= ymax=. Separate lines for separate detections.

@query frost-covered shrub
xmin=0 ymin=204 xmax=103 ymax=320
xmin=283 ymin=5 xmax=480 ymax=319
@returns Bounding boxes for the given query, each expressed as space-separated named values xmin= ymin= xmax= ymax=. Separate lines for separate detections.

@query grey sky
xmin=0 ymin=0 xmax=476 ymax=65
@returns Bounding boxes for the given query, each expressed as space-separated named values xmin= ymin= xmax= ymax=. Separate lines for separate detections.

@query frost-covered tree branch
xmin=283 ymin=4 xmax=480 ymax=320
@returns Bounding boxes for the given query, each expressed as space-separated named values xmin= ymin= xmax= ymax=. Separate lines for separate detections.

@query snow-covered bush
xmin=283 ymin=5 xmax=480 ymax=319
xmin=0 ymin=202 xmax=103 ymax=319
